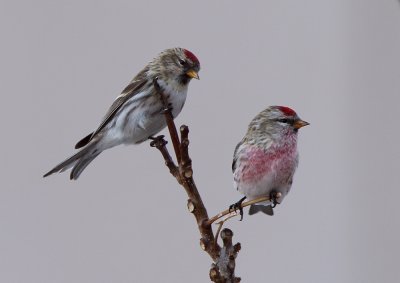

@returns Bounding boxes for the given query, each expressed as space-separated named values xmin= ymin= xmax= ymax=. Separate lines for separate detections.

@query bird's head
xmin=248 ymin=106 xmax=309 ymax=141
xmin=149 ymin=48 xmax=200 ymax=86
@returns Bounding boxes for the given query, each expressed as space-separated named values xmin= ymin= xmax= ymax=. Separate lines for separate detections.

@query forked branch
xmin=152 ymin=78 xmax=276 ymax=282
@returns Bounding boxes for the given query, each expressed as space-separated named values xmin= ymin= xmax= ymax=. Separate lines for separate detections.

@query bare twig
xmin=215 ymin=214 xmax=237 ymax=248
xmin=152 ymin=81 xmax=244 ymax=282
xmin=177 ymin=125 xmax=220 ymax=260
xmin=206 ymin=195 xmax=276 ymax=226
xmin=210 ymin=228 xmax=241 ymax=283
xmin=149 ymin=136 xmax=179 ymax=180
xmin=153 ymin=77 xmax=182 ymax=163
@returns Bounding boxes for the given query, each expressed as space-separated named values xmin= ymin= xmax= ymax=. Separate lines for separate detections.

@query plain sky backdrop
xmin=1 ymin=1 xmax=399 ymax=282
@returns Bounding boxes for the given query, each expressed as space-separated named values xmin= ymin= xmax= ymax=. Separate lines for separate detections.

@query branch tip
xmin=233 ymin=243 xmax=241 ymax=254
xmin=221 ymin=228 xmax=233 ymax=247
xmin=180 ymin=125 xmax=189 ymax=132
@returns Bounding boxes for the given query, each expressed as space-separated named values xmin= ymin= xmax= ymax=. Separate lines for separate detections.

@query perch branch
xmin=153 ymin=77 xmax=181 ymax=163
xmin=149 ymin=136 xmax=179 ymax=179
xmin=206 ymin=195 xmax=275 ymax=226
xmin=152 ymin=80 xmax=243 ymax=282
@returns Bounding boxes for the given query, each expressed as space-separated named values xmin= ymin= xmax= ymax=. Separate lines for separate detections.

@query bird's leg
xmin=270 ymin=191 xmax=282 ymax=208
xmin=149 ymin=135 xmax=167 ymax=147
xmin=229 ymin=196 xmax=247 ymax=221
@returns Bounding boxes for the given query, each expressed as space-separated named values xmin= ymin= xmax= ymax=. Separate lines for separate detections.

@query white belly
xmin=236 ymin=174 xmax=291 ymax=205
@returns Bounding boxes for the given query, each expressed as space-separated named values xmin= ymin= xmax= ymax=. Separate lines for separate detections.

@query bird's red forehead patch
xmin=184 ymin=49 xmax=199 ymax=63
xmin=278 ymin=106 xmax=296 ymax=116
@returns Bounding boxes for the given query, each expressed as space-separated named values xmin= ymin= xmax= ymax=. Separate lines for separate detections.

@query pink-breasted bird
xmin=44 ymin=48 xmax=200 ymax=180
xmin=231 ymin=106 xmax=309 ymax=217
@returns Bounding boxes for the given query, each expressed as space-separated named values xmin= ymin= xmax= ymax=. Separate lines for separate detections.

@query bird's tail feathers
xmin=249 ymin=204 xmax=274 ymax=216
xmin=43 ymin=143 xmax=101 ymax=180
xmin=69 ymin=151 xmax=100 ymax=180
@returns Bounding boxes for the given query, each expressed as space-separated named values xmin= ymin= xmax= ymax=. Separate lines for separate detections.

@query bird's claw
xmin=149 ymin=135 xmax=167 ymax=147
xmin=229 ymin=196 xmax=246 ymax=221
xmin=270 ymin=191 xmax=281 ymax=208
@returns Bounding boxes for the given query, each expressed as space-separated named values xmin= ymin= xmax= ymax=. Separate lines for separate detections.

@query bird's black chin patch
xmin=178 ymin=74 xmax=190 ymax=85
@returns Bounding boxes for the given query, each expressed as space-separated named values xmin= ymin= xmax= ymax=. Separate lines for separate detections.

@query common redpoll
xmin=44 ymin=48 xmax=200 ymax=180
xmin=231 ymin=106 xmax=309 ymax=217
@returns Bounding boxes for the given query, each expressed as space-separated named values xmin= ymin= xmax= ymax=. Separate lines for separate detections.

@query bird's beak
xmin=186 ymin=70 xmax=200 ymax=80
xmin=293 ymin=119 xmax=310 ymax=129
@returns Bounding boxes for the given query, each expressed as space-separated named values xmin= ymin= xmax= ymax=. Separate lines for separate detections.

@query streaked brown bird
xmin=44 ymin=48 xmax=200 ymax=180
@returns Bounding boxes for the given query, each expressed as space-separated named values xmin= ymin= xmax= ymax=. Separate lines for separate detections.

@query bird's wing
xmin=75 ymin=67 xmax=149 ymax=149
xmin=232 ymin=139 xmax=244 ymax=173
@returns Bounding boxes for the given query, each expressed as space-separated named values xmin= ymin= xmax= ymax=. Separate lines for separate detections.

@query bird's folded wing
xmin=88 ymin=68 xmax=150 ymax=142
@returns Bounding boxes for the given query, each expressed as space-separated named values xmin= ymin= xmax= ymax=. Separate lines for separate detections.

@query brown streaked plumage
xmin=44 ymin=48 xmax=200 ymax=180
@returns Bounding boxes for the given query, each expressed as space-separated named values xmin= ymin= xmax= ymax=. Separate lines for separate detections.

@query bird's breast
xmin=233 ymin=144 xmax=298 ymax=200
xmin=156 ymin=79 xmax=188 ymax=118
xmin=236 ymin=144 xmax=298 ymax=185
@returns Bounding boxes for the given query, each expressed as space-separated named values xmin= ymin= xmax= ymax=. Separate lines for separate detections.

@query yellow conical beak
xmin=186 ymin=70 xmax=199 ymax=80
xmin=293 ymin=119 xmax=309 ymax=129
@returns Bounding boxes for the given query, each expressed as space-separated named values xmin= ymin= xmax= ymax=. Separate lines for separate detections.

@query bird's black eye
xmin=279 ymin=118 xmax=289 ymax=124
xmin=179 ymin=59 xmax=186 ymax=66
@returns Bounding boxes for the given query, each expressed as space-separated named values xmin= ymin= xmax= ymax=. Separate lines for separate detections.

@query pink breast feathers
xmin=239 ymin=145 xmax=296 ymax=184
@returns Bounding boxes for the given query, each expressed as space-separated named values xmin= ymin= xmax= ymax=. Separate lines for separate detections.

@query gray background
xmin=1 ymin=0 xmax=399 ymax=282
